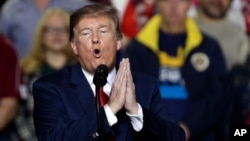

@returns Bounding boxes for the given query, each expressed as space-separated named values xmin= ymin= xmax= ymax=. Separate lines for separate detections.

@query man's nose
xmin=92 ymin=33 xmax=100 ymax=44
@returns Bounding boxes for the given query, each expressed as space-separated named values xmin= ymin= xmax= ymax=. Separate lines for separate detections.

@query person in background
xmin=0 ymin=35 xmax=20 ymax=141
xmin=195 ymin=0 xmax=250 ymax=127
xmin=0 ymin=0 xmax=90 ymax=60
xmin=33 ymin=4 xmax=185 ymax=141
xmin=195 ymin=0 xmax=250 ymax=71
xmin=226 ymin=0 xmax=250 ymax=126
xmin=124 ymin=0 xmax=229 ymax=140
xmin=11 ymin=8 xmax=77 ymax=141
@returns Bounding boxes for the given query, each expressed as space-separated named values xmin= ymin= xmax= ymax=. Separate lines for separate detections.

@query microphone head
xmin=93 ymin=64 xmax=108 ymax=87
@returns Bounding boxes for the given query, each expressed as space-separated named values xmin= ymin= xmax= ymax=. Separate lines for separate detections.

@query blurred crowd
xmin=0 ymin=0 xmax=250 ymax=141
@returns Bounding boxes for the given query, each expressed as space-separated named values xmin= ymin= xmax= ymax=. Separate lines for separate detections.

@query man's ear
xmin=116 ymin=39 xmax=122 ymax=51
xmin=70 ymin=41 xmax=78 ymax=55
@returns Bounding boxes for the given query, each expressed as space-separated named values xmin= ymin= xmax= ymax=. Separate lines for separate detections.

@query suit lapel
xmin=69 ymin=64 xmax=97 ymax=129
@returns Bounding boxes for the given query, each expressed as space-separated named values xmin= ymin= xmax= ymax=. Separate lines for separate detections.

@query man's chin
xmin=205 ymin=9 xmax=226 ymax=19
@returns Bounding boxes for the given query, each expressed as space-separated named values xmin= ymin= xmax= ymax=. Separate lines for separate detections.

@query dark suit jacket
xmin=33 ymin=63 xmax=185 ymax=141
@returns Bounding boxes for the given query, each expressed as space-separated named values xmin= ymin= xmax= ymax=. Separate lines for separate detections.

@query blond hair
xmin=21 ymin=8 xmax=76 ymax=75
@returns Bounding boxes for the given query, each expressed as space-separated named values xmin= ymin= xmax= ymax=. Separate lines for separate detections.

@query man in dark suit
xmin=33 ymin=4 xmax=185 ymax=141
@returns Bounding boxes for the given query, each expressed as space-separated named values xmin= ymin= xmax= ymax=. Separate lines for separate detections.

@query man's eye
xmin=81 ymin=32 xmax=89 ymax=36
xmin=100 ymin=30 xmax=108 ymax=33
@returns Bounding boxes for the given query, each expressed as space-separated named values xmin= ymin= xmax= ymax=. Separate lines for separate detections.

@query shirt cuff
xmin=126 ymin=103 xmax=144 ymax=132
xmin=104 ymin=104 xmax=118 ymax=126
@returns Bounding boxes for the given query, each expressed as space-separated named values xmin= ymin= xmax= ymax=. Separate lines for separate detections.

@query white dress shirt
xmin=82 ymin=67 xmax=143 ymax=131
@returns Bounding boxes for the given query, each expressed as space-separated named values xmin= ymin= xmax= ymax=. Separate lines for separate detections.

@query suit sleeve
xmin=133 ymin=79 xmax=185 ymax=141
xmin=33 ymin=80 xmax=112 ymax=141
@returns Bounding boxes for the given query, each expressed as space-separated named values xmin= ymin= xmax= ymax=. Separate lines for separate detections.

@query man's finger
xmin=126 ymin=59 xmax=133 ymax=86
xmin=114 ymin=59 xmax=125 ymax=84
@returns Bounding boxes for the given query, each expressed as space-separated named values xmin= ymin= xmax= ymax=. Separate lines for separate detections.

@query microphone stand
xmin=95 ymin=81 xmax=103 ymax=141
xmin=93 ymin=64 xmax=108 ymax=141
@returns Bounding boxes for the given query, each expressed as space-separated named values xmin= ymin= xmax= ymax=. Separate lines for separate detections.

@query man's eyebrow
xmin=98 ymin=25 xmax=109 ymax=29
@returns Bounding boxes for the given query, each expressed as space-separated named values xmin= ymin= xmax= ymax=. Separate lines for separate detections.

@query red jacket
xmin=0 ymin=35 xmax=20 ymax=99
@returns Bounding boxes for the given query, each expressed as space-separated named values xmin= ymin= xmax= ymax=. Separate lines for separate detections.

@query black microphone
xmin=93 ymin=64 xmax=108 ymax=141
xmin=93 ymin=64 xmax=108 ymax=87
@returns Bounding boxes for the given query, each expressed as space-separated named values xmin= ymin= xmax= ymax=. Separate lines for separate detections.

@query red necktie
xmin=99 ymin=87 xmax=115 ymax=141
xmin=99 ymin=87 xmax=109 ymax=107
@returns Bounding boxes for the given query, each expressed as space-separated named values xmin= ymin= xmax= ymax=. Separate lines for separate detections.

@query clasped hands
xmin=108 ymin=58 xmax=139 ymax=115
